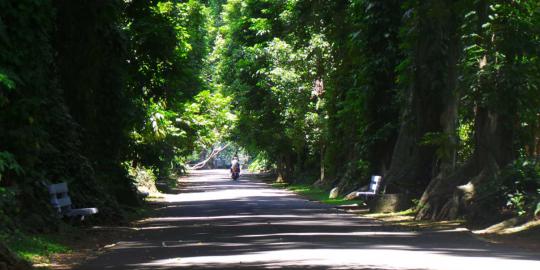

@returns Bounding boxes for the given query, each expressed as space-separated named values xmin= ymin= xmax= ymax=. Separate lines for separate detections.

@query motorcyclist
xmin=230 ymin=156 xmax=240 ymax=180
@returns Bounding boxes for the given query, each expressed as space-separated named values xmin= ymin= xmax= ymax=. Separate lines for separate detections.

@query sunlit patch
xmin=138 ymin=225 xmax=179 ymax=230
xmin=135 ymin=248 xmax=540 ymax=270
xmin=163 ymin=188 xmax=291 ymax=202
xmin=237 ymin=231 xmax=419 ymax=238
xmin=162 ymin=240 xmax=208 ymax=247
xmin=110 ymin=241 xmax=161 ymax=250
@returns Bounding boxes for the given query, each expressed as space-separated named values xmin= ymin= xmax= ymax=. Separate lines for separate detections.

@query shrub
xmin=499 ymin=159 xmax=540 ymax=217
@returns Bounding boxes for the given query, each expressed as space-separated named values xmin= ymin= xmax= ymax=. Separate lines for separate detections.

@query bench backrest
xmin=48 ymin=182 xmax=72 ymax=214
xmin=368 ymin=175 xmax=382 ymax=193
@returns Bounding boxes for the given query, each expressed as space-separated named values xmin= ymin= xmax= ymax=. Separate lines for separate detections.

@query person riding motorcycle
xmin=230 ymin=156 xmax=240 ymax=180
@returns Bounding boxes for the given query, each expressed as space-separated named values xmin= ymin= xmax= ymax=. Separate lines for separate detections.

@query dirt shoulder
xmin=338 ymin=205 xmax=540 ymax=253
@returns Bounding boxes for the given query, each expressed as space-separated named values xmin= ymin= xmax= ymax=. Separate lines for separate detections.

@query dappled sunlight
xmin=78 ymin=170 xmax=540 ymax=270
xmin=111 ymin=241 xmax=161 ymax=250
xmin=237 ymin=231 xmax=420 ymax=238
xmin=137 ymin=247 xmax=540 ymax=270
xmin=164 ymin=170 xmax=292 ymax=202
xmin=137 ymin=225 xmax=180 ymax=231
xmin=163 ymin=188 xmax=290 ymax=202
xmin=142 ymin=214 xmax=342 ymax=222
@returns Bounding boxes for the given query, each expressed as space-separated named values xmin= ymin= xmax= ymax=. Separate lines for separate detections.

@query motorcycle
xmin=231 ymin=166 xmax=240 ymax=181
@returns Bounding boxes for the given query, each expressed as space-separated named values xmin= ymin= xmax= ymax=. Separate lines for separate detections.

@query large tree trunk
xmin=276 ymin=153 xmax=294 ymax=183
xmin=416 ymin=0 xmax=518 ymax=220
xmin=416 ymin=108 xmax=516 ymax=220
xmin=384 ymin=0 xmax=461 ymax=194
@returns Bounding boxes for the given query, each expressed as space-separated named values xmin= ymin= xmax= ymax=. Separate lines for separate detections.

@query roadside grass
xmin=1 ymin=229 xmax=71 ymax=264
xmin=259 ymin=175 xmax=540 ymax=251
xmin=271 ymin=182 xmax=354 ymax=206
xmin=1 ymin=204 xmax=153 ymax=268
xmin=271 ymin=181 xmax=466 ymax=230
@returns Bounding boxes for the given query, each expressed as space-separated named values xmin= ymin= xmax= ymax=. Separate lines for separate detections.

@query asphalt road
xmin=78 ymin=170 xmax=540 ymax=270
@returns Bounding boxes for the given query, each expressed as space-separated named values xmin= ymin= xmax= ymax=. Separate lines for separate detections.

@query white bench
xmin=344 ymin=175 xmax=383 ymax=201
xmin=48 ymin=182 xmax=98 ymax=220
xmin=355 ymin=175 xmax=382 ymax=199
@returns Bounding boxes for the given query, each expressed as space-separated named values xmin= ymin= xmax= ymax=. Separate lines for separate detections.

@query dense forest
xmin=0 ymin=0 xmax=230 ymax=231
xmin=1 ymin=0 xmax=539 ymax=266
xmin=216 ymin=0 xmax=539 ymax=222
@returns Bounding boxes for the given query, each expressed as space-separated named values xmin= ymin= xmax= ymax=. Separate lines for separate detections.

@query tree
xmin=417 ymin=0 xmax=540 ymax=220
xmin=383 ymin=0 xmax=463 ymax=195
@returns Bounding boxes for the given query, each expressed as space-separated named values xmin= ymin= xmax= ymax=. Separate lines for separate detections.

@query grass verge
xmin=271 ymin=182 xmax=354 ymax=206
xmin=1 ymin=229 xmax=71 ymax=265
xmin=270 ymin=181 xmax=467 ymax=231
xmin=1 ymin=203 xmax=155 ymax=268
xmin=267 ymin=176 xmax=539 ymax=251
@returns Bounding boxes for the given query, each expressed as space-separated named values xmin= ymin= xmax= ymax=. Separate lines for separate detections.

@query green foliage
xmin=470 ymin=158 xmax=540 ymax=222
xmin=0 ymin=0 xmax=539 ymax=251
xmin=461 ymin=0 xmax=540 ymax=149
xmin=126 ymin=0 xmax=209 ymax=100
xmin=128 ymin=165 xmax=159 ymax=194
xmin=217 ymin=0 xmax=295 ymax=172
xmin=1 ymin=231 xmax=70 ymax=263
xmin=183 ymin=90 xmax=236 ymax=150
xmin=0 ymin=72 xmax=15 ymax=90
xmin=217 ymin=0 xmax=360 ymax=181
xmin=461 ymin=1 xmax=539 ymax=109
xmin=0 ymin=151 xmax=23 ymax=179
xmin=457 ymin=121 xmax=474 ymax=164
xmin=0 ymin=186 xmax=17 ymax=230
xmin=507 ymin=192 xmax=527 ymax=216
xmin=126 ymin=0 xmax=213 ymax=179
xmin=499 ymin=159 xmax=540 ymax=217
xmin=248 ymin=152 xmax=274 ymax=172
xmin=420 ymin=132 xmax=458 ymax=162
xmin=0 ymin=0 xmax=218 ymax=240
xmin=0 ymin=72 xmax=15 ymax=106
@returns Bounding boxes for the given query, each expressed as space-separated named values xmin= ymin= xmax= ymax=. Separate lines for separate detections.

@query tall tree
xmin=54 ymin=0 xmax=139 ymax=206
xmin=417 ymin=0 xmax=540 ymax=220
xmin=383 ymin=0 xmax=462 ymax=195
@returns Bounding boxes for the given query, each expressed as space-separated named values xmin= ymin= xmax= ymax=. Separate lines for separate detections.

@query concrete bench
xmin=48 ymin=182 xmax=98 ymax=221
xmin=344 ymin=175 xmax=382 ymax=201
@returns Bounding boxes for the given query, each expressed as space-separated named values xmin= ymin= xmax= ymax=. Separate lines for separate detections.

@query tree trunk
xmin=384 ymin=0 xmax=461 ymax=194
xmin=189 ymin=144 xmax=229 ymax=170
xmin=416 ymin=0 xmax=518 ymax=221
xmin=416 ymin=108 xmax=516 ymax=220
xmin=276 ymin=153 xmax=294 ymax=183
xmin=319 ymin=145 xmax=325 ymax=183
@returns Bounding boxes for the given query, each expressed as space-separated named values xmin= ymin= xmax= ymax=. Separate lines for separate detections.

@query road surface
xmin=78 ymin=170 xmax=540 ymax=270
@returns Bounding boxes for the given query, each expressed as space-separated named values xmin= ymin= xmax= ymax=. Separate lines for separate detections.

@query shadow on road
xmin=77 ymin=170 xmax=540 ymax=270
